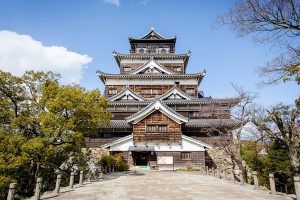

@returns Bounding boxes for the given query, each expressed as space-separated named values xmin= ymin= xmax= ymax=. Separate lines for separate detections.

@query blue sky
xmin=0 ymin=0 xmax=298 ymax=106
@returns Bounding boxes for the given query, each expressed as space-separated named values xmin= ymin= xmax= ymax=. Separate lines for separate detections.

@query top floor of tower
xmin=129 ymin=26 xmax=176 ymax=54
xmin=113 ymin=27 xmax=191 ymax=74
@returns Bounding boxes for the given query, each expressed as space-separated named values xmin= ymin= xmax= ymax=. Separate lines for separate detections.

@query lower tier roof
xmin=102 ymin=118 xmax=241 ymax=129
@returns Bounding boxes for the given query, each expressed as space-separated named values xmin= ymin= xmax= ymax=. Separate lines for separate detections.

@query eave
xmin=96 ymin=70 xmax=205 ymax=86
xmin=112 ymin=51 xmax=191 ymax=69
xmin=108 ymin=97 xmax=241 ymax=107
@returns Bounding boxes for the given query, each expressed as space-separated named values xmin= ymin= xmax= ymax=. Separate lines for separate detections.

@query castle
xmin=84 ymin=28 xmax=241 ymax=170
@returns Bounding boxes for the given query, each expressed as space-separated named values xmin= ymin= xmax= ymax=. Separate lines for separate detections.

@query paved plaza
xmin=43 ymin=171 xmax=292 ymax=200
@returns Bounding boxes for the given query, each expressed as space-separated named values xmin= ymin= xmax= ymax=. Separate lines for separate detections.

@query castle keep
xmin=85 ymin=28 xmax=241 ymax=169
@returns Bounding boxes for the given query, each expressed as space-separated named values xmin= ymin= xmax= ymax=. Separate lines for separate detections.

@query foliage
xmin=0 ymin=70 xmax=110 ymax=198
xmin=252 ymin=103 xmax=300 ymax=176
xmin=242 ymin=139 xmax=295 ymax=193
xmin=98 ymin=154 xmax=129 ymax=171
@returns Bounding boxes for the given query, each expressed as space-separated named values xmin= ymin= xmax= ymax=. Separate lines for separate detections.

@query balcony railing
xmin=129 ymin=49 xmax=175 ymax=54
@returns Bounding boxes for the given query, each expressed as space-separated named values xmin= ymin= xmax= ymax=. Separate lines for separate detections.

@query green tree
xmin=242 ymin=139 xmax=294 ymax=193
xmin=252 ymin=104 xmax=300 ymax=177
xmin=0 ymin=70 xmax=110 ymax=198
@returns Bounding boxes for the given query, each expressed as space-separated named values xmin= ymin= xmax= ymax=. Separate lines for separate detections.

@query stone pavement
xmin=40 ymin=171 xmax=292 ymax=200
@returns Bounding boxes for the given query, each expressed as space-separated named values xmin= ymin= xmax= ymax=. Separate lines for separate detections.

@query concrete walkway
xmin=41 ymin=171 xmax=292 ymax=200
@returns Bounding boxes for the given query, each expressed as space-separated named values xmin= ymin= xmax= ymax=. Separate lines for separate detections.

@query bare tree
xmin=216 ymin=84 xmax=257 ymax=182
xmin=218 ymin=0 xmax=300 ymax=85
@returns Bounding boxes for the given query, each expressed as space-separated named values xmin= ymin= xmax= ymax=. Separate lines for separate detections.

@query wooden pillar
xmin=293 ymin=176 xmax=300 ymax=200
xmin=212 ymin=167 xmax=215 ymax=177
xmin=79 ymin=171 xmax=84 ymax=185
xmin=7 ymin=183 xmax=17 ymax=200
xmin=112 ymin=165 xmax=115 ymax=173
xmin=230 ymin=170 xmax=235 ymax=183
xmin=104 ymin=166 xmax=107 ymax=174
xmin=205 ymin=166 xmax=208 ymax=175
xmin=223 ymin=169 xmax=226 ymax=180
xmin=34 ymin=178 xmax=42 ymax=200
xmin=269 ymin=173 xmax=276 ymax=195
xmin=252 ymin=171 xmax=259 ymax=190
xmin=69 ymin=172 xmax=75 ymax=189
xmin=54 ymin=174 xmax=62 ymax=194
xmin=239 ymin=170 xmax=245 ymax=184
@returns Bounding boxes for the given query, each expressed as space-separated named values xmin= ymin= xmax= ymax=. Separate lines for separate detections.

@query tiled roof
xmin=128 ymin=146 xmax=155 ymax=152
xmin=129 ymin=58 xmax=176 ymax=75
xmin=102 ymin=120 xmax=132 ymax=129
xmin=108 ymin=86 xmax=145 ymax=102
xmin=159 ymin=85 xmax=197 ymax=100
xmin=108 ymin=97 xmax=241 ymax=106
xmin=113 ymin=51 xmax=190 ymax=58
xmin=97 ymin=70 xmax=204 ymax=79
xmin=126 ymin=98 xmax=188 ymax=124
xmin=105 ymin=118 xmax=242 ymax=129
xmin=185 ymin=119 xmax=242 ymax=128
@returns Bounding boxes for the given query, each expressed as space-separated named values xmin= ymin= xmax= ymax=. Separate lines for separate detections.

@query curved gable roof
xmin=108 ymin=86 xmax=145 ymax=102
xmin=126 ymin=99 xmax=188 ymax=124
xmin=129 ymin=58 xmax=175 ymax=75
xmin=159 ymin=85 xmax=197 ymax=100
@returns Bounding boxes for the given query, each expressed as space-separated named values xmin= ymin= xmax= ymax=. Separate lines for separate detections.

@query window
xmin=147 ymin=125 xmax=157 ymax=132
xmin=147 ymin=125 xmax=168 ymax=132
xmin=138 ymin=49 xmax=144 ymax=54
xmin=123 ymin=67 xmax=131 ymax=72
xmin=161 ymin=48 xmax=166 ymax=54
xmin=103 ymin=133 xmax=113 ymax=138
xmin=186 ymin=89 xmax=195 ymax=94
xmin=141 ymin=89 xmax=152 ymax=94
xmin=192 ymin=112 xmax=199 ymax=117
xmin=108 ymin=89 xmax=117 ymax=95
xmin=174 ymin=67 xmax=181 ymax=72
xmin=152 ymin=89 xmax=162 ymax=95
xmin=181 ymin=152 xmax=191 ymax=160
xmin=141 ymin=89 xmax=162 ymax=95
xmin=158 ymin=125 xmax=167 ymax=132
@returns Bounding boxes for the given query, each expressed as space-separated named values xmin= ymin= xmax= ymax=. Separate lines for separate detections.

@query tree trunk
xmin=289 ymin=146 xmax=300 ymax=176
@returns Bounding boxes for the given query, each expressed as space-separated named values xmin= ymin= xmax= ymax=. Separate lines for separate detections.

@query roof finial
xmin=151 ymin=25 xmax=155 ymax=31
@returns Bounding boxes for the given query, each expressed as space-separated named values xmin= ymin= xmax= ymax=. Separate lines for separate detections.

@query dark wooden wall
xmin=104 ymin=85 xmax=198 ymax=98
xmin=132 ymin=111 xmax=182 ymax=142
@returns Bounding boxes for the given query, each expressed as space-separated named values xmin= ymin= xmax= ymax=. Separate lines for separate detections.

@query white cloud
xmin=0 ymin=30 xmax=92 ymax=84
xmin=104 ymin=0 xmax=120 ymax=6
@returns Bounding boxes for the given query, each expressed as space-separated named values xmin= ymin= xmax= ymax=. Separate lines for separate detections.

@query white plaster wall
xmin=109 ymin=138 xmax=205 ymax=152
xmin=105 ymin=78 xmax=198 ymax=85
xmin=120 ymin=59 xmax=184 ymax=64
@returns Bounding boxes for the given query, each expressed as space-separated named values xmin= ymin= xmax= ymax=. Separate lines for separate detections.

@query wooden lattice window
xmin=181 ymin=152 xmax=191 ymax=160
xmin=186 ymin=89 xmax=195 ymax=94
xmin=108 ymin=89 xmax=117 ymax=95
xmin=174 ymin=67 xmax=181 ymax=72
xmin=123 ymin=67 xmax=131 ymax=72
xmin=147 ymin=125 xmax=168 ymax=132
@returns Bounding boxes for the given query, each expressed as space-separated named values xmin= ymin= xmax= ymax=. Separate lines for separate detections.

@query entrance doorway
xmin=132 ymin=151 xmax=156 ymax=166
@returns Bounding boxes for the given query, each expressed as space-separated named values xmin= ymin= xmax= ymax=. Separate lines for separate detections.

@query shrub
xmin=98 ymin=154 xmax=129 ymax=171
xmin=115 ymin=160 xmax=129 ymax=171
